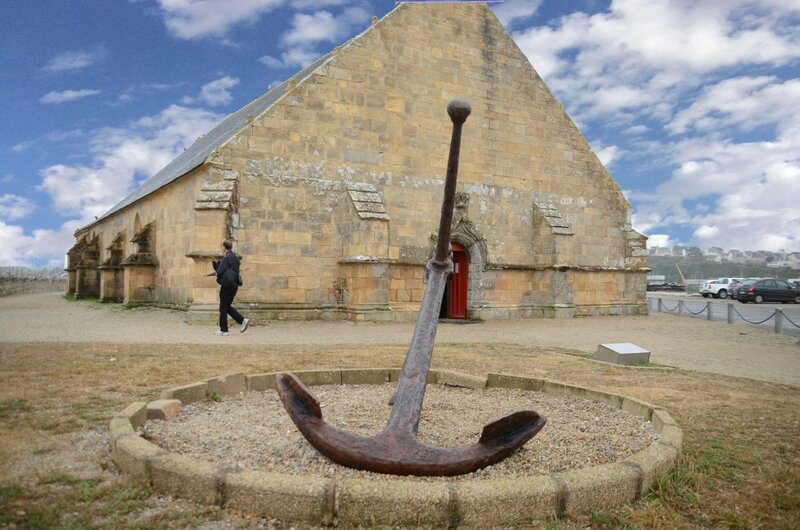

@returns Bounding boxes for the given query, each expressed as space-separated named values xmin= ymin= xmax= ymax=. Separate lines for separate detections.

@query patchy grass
xmin=0 ymin=340 xmax=798 ymax=529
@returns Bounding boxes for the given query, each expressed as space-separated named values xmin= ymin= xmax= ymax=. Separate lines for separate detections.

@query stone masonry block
xmin=486 ymin=373 xmax=542 ymax=391
xmin=146 ymin=399 xmax=182 ymax=421
xmin=651 ymin=409 xmax=678 ymax=433
xmin=161 ymin=381 xmax=208 ymax=404
xmin=294 ymin=369 xmax=342 ymax=386
xmin=658 ymin=424 xmax=684 ymax=452
xmin=558 ymin=462 xmax=641 ymax=516
xmin=109 ymin=416 xmax=135 ymax=445
xmin=621 ymin=396 xmax=656 ymax=421
xmin=389 ymin=368 xmax=437 ymax=384
xmin=456 ymin=476 xmax=559 ymax=527
xmin=205 ymin=372 xmax=246 ymax=396
xmin=150 ymin=453 xmax=224 ymax=505
xmin=580 ymin=389 xmax=624 ymax=409
xmin=337 ymin=479 xmax=449 ymax=528
xmin=436 ymin=369 xmax=486 ymax=389
xmin=341 ymin=368 xmax=392 ymax=385
xmin=114 ymin=434 xmax=166 ymax=481
xmin=224 ymin=470 xmax=334 ymax=525
xmin=246 ymin=372 xmax=278 ymax=392
xmin=114 ymin=401 xmax=148 ymax=429
xmin=623 ymin=443 xmax=679 ymax=497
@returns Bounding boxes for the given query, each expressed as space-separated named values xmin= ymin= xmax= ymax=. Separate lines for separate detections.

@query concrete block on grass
xmin=161 ymin=381 xmax=208 ymax=404
xmin=592 ymin=343 xmax=650 ymax=366
xmin=337 ymin=479 xmax=450 ymax=528
xmin=224 ymin=470 xmax=334 ymax=525
xmin=146 ymin=399 xmax=182 ymax=421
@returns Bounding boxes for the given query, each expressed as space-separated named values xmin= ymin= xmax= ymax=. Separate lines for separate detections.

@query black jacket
xmin=214 ymin=252 xmax=240 ymax=288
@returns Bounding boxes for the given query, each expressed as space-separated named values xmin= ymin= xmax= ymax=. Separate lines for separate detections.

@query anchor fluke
xmin=276 ymin=99 xmax=546 ymax=476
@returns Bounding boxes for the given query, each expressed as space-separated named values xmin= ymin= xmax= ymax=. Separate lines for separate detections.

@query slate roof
xmin=95 ymin=51 xmax=336 ymax=223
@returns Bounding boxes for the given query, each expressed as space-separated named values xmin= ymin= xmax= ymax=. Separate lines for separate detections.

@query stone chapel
xmin=66 ymin=2 xmax=649 ymax=323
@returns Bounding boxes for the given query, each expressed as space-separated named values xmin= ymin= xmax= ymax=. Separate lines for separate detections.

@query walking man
xmin=213 ymin=240 xmax=250 ymax=336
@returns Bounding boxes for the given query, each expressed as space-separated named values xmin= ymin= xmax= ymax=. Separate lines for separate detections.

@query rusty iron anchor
xmin=276 ymin=99 xmax=546 ymax=476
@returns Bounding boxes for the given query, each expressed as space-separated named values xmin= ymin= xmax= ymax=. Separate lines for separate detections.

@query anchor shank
xmin=386 ymin=100 xmax=471 ymax=436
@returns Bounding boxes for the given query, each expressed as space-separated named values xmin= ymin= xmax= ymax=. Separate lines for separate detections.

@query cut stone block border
xmin=112 ymin=369 xmax=682 ymax=527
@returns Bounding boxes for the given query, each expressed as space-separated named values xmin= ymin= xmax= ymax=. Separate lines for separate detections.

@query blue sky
xmin=1 ymin=0 xmax=799 ymax=267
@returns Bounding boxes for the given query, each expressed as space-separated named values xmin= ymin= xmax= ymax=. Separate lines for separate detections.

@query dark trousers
xmin=219 ymin=285 xmax=243 ymax=332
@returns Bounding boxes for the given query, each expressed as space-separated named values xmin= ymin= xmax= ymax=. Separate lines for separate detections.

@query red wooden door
xmin=449 ymin=243 xmax=468 ymax=319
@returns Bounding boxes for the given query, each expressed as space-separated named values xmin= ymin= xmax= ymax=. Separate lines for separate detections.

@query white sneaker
xmin=240 ymin=318 xmax=251 ymax=333
xmin=214 ymin=330 xmax=229 ymax=336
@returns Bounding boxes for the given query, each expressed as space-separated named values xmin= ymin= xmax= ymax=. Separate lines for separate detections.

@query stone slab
xmin=436 ymin=369 xmax=486 ymax=389
xmin=246 ymin=372 xmax=278 ymax=391
xmin=456 ymin=476 xmax=559 ymax=526
xmin=150 ymin=453 xmax=223 ymax=505
xmin=486 ymin=373 xmax=542 ymax=391
xmin=114 ymin=401 xmax=148 ymax=429
xmin=558 ymin=462 xmax=641 ymax=516
xmin=147 ymin=399 xmax=182 ymax=421
xmin=205 ymin=372 xmax=246 ymax=396
xmin=224 ymin=470 xmax=334 ymax=525
xmin=341 ymin=368 xmax=392 ymax=385
xmin=114 ymin=434 xmax=166 ymax=481
xmin=624 ymin=443 xmax=679 ymax=497
xmin=161 ymin=381 xmax=208 ymax=404
xmin=592 ymin=343 xmax=651 ymax=365
xmin=337 ymin=479 xmax=450 ymax=528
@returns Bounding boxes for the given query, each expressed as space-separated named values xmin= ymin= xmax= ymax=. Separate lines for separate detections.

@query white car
xmin=699 ymin=278 xmax=742 ymax=299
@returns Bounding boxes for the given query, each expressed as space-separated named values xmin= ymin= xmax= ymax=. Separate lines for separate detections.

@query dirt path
xmin=1 ymin=291 xmax=798 ymax=386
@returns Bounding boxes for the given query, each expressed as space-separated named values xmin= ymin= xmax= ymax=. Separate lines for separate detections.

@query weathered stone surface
xmin=114 ymin=401 xmax=148 ymax=429
xmin=436 ymin=369 xmax=486 ymax=389
xmin=337 ymin=479 xmax=449 ymax=528
xmin=341 ymin=368 xmax=391 ymax=385
xmin=621 ymin=396 xmax=656 ymax=420
xmin=150 ymin=453 xmax=223 ymax=505
xmin=456 ymin=476 xmax=559 ymax=526
xmin=161 ymin=381 xmax=208 ymax=404
xmin=205 ymin=372 xmax=246 ymax=396
xmin=246 ymin=372 xmax=278 ymax=391
xmin=114 ymin=434 xmax=165 ymax=481
xmin=624 ymin=443 xmax=680 ymax=496
xmin=146 ymin=399 xmax=182 ymax=421
xmin=294 ymin=369 xmax=342 ymax=386
xmin=558 ymin=462 xmax=641 ymax=516
xmin=486 ymin=373 xmax=542 ymax=391
xmin=224 ymin=470 xmax=334 ymax=525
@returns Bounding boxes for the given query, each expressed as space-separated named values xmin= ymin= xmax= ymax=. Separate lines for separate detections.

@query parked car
xmin=729 ymin=278 xmax=762 ymax=299
xmin=699 ymin=278 xmax=742 ymax=299
xmin=737 ymin=279 xmax=800 ymax=304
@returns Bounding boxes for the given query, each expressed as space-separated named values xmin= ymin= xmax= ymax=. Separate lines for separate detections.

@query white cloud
xmin=646 ymin=234 xmax=677 ymax=249
xmin=291 ymin=0 xmax=349 ymax=9
xmin=0 ymin=220 xmax=83 ymax=268
xmin=259 ymin=55 xmax=284 ymax=69
xmin=512 ymin=0 xmax=800 ymax=125
xmin=37 ymin=104 xmax=223 ymax=220
xmin=589 ymin=141 xmax=621 ymax=167
xmin=669 ymin=76 xmax=800 ymax=134
xmin=492 ymin=0 xmax=542 ymax=27
xmin=11 ymin=129 xmax=85 ymax=152
xmin=0 ymin=195 xmax=35 ymax=221
xmin=270 ymin=7 xmax=369 ymax=67
xmin=40 ymin=89 xmax=102 ymax=104
xmin=182 ymin=76 xmax=240 ymax=106
xmin=153 ymin=0 xmax=286 ymax=39
xmin=43 ymin=50 xmax=105 ymax=72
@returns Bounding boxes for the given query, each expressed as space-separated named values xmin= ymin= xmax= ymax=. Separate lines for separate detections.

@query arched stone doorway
xmin=440 ymin=242 xmax=469 ymax=319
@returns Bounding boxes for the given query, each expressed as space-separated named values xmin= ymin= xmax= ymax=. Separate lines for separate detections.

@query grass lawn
xmin=0 ymin=341 xmax=798 ymax=529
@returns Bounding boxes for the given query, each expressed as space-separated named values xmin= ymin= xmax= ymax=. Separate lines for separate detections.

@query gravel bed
xmin=144 ymin=384 xmax=658 ymax=481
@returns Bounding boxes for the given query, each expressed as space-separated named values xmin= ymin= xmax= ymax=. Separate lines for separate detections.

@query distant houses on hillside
xmin=647 ymin=247 xmax=800 ymax=269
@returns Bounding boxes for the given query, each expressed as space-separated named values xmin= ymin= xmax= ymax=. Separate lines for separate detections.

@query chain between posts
xmin=651 ymin=296 xmax=800 ymax=334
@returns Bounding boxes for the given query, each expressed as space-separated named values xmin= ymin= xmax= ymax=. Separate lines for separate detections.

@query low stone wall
xmin=111 ymin=369 xmax=682 ymax=527
xmin=0 ymin=278 xmax=66 ymax=298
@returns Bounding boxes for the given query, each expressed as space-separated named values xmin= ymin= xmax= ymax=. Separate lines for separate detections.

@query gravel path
xmin=144 ymin=384 xmax=657 ymax=481
xmin=1 ymin=291 xmax=798 ymax=386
